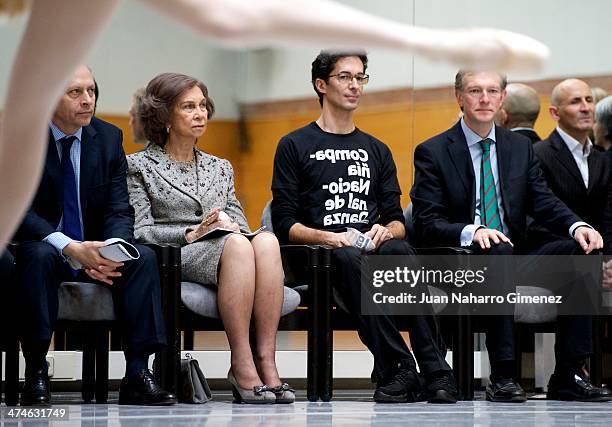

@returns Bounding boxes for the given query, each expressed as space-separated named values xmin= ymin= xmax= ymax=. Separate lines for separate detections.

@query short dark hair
xmin=454 ymin=69 xmax=507 ymax=92
xmin=141 ymin=73 xmax=215 ymax=147
xmin=311 ymin=50 xmax=368 ymax=107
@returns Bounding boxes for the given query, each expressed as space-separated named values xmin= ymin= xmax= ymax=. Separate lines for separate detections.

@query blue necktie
xmin=61 ymin=136 xmax=83 ymax=242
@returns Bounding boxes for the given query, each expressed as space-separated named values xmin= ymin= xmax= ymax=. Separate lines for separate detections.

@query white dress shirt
xmin=556 ymin=126 xmax=592 ymax=188
xmin=459 ymin=118 xmax=508 ymax=246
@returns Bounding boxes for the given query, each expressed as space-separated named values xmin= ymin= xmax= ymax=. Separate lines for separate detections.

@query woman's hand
xmin=186 ymin=208 xmax=240 ymax=242
xmin=201 ymin=207 xmax=222 ymax=227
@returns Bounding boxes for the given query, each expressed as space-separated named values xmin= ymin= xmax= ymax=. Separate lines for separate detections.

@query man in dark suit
xmin=411 ymin=70 xmax=611 ymax=402
xmin=496 ymin=83 xmax=542 ymax=143
xmin=14 ymin=66 xmax=175 ymax=406
xmin=533 ymin=79 xmax=612 ymax=254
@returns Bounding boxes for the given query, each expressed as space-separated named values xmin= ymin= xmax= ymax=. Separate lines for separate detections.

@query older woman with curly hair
xmin=127 ymin=73 xmax=293 ymax=404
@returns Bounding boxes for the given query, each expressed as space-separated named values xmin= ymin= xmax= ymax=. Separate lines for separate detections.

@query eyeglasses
xmin=328 ymin=72 xmax=370 ymax=86
xmin=179 ymin=102 xmax=208 ymax=114
xmin=463 ymin=87 xmax=502 ymax=99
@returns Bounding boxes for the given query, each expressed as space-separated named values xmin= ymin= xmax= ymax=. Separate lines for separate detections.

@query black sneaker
xmin=374 ymin=368 xmax=423 ymax=403
xmin=119 ymin=369 xmax=177 ymax=406
xmin=423 ymin=371 xmax=458 ymax=403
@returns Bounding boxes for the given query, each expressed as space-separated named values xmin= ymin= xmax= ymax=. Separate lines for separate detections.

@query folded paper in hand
xmin=345 ymin=227 xmax=376 ymax=253
xmin=67 ymin=238 xmax=140 ymax=269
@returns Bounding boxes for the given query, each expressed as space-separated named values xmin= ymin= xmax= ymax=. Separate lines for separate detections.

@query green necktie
xmin=479 ymin=139 xmax=503 ymax=232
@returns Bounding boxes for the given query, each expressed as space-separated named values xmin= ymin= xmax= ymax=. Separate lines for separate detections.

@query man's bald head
xmin=549 ymin=78 xmax=594 ymax=143
xmin=551 ymin=79 xmax=591 ymax=107
xmin=499 ymin=83 xmax=540 ymax=128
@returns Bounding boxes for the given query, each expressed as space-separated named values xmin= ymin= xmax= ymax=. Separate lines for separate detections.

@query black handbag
xmin=179 ymin=353 xmax=213 ymax=403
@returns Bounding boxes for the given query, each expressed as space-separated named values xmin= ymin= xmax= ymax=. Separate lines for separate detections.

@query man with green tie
xmin=410 ymin=70 xmax=610 ymax=403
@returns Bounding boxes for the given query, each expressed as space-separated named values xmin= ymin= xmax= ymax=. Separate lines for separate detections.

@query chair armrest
xmin=279 ymin=244 xmax=322 ymax=285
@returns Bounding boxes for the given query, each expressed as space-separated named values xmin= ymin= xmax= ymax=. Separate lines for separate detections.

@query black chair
xmin=1 ymin=249 xmax=19 ymax=406
xmin=403 ymin=204 xmax=477 ymax=399
xmin=157 ymin=220 xmax=313 ymax=399
xmin=404 ymin=204 xmax=604 ymax=398
xmin=260 ymin=202 xmax=453 ymax=401
xmin=2 ymin=243 xmax=175 ymax=405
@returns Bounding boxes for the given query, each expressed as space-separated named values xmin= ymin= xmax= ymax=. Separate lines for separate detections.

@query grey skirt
xmin=180 ymin=233 xmax=233 ymax=285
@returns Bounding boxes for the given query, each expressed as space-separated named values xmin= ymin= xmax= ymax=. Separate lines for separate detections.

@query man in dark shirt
xmin=271 ymin=50 xmax=456 ymax=404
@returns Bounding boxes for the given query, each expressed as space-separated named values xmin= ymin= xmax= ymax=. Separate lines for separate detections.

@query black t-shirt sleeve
xmin=271 ymin=136 xmax=300 ymax=244
xmin=376 ymin=144 xmax=404 ymax=226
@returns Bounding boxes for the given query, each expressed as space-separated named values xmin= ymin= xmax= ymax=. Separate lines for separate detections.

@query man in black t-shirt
xmin=271 ymin=50 xmax=457 ymax=404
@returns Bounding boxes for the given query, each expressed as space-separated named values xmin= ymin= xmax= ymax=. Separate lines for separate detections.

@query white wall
xmin=242 ymin=0 xmax=612 ymax=101
xmin=0 ymin=1 xmax=242 ymax=118
xmin=412 ymin=0 xmax=612 ymax=88
xmin=1 ymin=0 xmax=611 ymax=117
xmin=240 ymin=0 xmax=416 ymax=103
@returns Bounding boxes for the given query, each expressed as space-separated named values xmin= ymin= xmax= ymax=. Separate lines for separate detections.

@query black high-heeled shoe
xmin=227 ymin=370 xmax=275 ymax=404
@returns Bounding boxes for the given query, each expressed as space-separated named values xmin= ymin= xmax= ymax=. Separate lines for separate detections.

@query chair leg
xmin=5 ymin=333 xmax=20 ymax=406
xmin=1 ymin=343 xmax=3 ymax=402
xmin=183 ymin=330 xmax=194 ymax=351
xmin=307 ymin=255 xmax=321 ymax=402
xmin=155 ymin=245 xmax=181 ymax=395
xmin=591 ymin=316 xmax=603 ymax=387
xmin=54 ymin=327 xmax=66 ymax=351
xmin=95 ymin=327 xmax=109 ymax=404
xmin=110 ymin=326 xmax=122 ymax=351
xmin=319 ymin=248 xmax=333 ymax=402
xmin=82 ymin=327 xmax=96 ymax=403
xmin=454 ymin=315 xmax=474 ymax=400
xmin=514 ymin=325 xmax=523 ymax=386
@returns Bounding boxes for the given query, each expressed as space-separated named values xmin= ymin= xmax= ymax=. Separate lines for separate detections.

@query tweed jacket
xmin=127 ymin=144 xmax=250 ymax=284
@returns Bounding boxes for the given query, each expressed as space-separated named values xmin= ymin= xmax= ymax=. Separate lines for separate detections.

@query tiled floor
xmin=3 ymin=391 xmax=612 ymax=426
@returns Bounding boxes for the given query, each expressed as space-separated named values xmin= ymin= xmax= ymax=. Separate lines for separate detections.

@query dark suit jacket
xmin=15 ymin=117 xmax=134 ymax=243
xmin=410 ymin=121 xmax=581 ymax=247
xmin=532 ymin=130 xmax=612 ymax=252
xmin=513 ymin=128 xmax=541 ymax=144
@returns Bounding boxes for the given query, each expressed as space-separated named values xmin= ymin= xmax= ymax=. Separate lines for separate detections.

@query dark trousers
xmin=332 ymin=239 xmax=450 ymax=382
xmin=468 ymin=238 xmax=592 ymax=369
xmin=15 ymin=241 xmax=166 ymax=363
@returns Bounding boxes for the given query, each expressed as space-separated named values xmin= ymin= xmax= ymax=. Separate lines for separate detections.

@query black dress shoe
xmin=547 ymin=370 xmax=612 ymax=402
xmin=374 ymin=368 xmax=423 ymax=403
xmin=486 ymin=377 xmax=526 ymax=402
xmin=423 ymin=371 xmax=458 ymax=404
xmin=21 ymin=369 xmax=51 ymax=406
xmin=119 ymin=370 xmax=177 ymax=406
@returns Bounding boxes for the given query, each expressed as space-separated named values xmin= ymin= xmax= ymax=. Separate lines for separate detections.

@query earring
xmin=166 ymin=125 xmax=171 ymax=133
